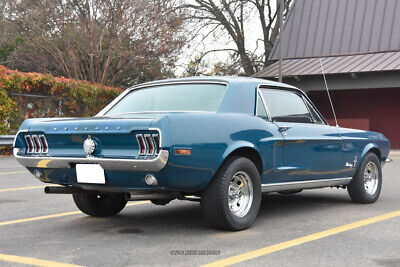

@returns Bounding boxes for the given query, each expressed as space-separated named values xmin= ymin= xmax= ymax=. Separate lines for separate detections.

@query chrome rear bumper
xmin=13 ymin=148 xmax=169 ymax=172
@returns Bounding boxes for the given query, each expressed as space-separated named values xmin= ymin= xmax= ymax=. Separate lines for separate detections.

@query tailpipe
xmin=44 ymin=186 xmax=88 ymax=194
xmin=124 ymin=192 xmax=175 ymax=201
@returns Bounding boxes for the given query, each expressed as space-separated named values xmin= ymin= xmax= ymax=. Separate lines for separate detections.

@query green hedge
xmin=0 ymin=65 xmax=122 ymax=134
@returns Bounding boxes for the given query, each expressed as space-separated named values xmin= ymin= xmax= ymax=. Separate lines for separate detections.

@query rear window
xmin=106 ymin=83 xmax=226 ymax=115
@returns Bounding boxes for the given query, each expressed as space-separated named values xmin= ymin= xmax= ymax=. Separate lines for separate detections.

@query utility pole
xmin=278 ymin=0 xmax=284 ymax=82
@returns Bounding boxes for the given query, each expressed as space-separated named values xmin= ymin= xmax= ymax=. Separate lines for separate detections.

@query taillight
xmin=144 ymin=134 xmax=155 ymax=155
xmin=25 ymin=136 xmax=34 ymax=154
xmin=136 ymin=133 xmax=161 ymax=157
xmin=24 ymin=134 xmax=49 ymax=154
xmin=39 ymin=135 xmax=48 ymax=153
xmin=32 ymin=135 xmax=41 ymax=153
xmin=136 ymin=134 xmax=147 ymax=155
xmin=152 ymin=134 xmax=160 ymax=154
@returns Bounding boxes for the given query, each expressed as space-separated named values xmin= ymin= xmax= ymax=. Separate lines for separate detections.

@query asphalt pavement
xmin=0 ymin=155 xmax=399 ymax=266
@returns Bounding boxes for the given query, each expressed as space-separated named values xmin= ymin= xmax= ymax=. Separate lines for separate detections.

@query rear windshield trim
xmin=103 ymin=81 xmax=228 ymax=115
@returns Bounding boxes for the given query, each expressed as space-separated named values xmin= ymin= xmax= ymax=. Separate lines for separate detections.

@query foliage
xmin=0 ymin=86 xmax=17 ymax=134
xmin=0 ymin=37 xmax=23 ymax=64
xmin=182 ymin=0 xmax=293 ymax=76
xmin=0 ymin=65 xmax=122 ymax=133
xmin=183 ymin=54 xmax=244 ymax=76
xmin=4 ymin=0 xmax=186 ymax=87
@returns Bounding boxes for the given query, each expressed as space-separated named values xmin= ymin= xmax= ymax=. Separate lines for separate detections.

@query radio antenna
xmin=319 ymin=58 xmax=338 ymax=127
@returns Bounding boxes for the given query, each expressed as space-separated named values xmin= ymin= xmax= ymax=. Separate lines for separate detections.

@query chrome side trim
xmin=13 ymin=149 xmax=169 ymax=172
xmin=262 ymin=177 xmax=352 ymax=193
xmin=257 ymin=86 xmax=272 ymax=121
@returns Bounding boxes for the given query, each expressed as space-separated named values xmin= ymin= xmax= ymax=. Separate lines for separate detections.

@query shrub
xmin=0 ymin=65 xmax=123 ymax=133
xmin=0 ymin=87 xmax=17 ymax=134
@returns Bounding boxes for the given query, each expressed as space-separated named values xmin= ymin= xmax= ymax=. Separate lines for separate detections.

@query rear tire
xmin=201 ymin=156 xmax=261 ymax=231
xmin=347 ymin=152 xmax=382 ymax=204
xmin=73 ymin=193 xmax=127 ymax=217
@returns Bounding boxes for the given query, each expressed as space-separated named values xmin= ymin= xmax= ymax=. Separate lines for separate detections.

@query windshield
xmin=106 ymin=83 xmax=227 ymax=115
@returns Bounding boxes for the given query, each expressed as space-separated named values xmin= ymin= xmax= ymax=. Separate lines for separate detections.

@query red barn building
xmin=254 ymin=0 xmax=400 ymax=148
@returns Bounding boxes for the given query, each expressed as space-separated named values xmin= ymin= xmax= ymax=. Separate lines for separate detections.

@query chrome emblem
xmin=83 ymin=136 xmax=96 ymax=155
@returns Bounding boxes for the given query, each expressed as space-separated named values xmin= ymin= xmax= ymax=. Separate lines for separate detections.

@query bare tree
xmin=182 ymin=0 xmax=292 ymax=76
xmin=6 ymin=0 xmax=186 ymax=87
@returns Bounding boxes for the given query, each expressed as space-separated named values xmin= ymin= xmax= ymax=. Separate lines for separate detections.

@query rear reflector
xmin=175 ymin=149 xmax=191 ymax=156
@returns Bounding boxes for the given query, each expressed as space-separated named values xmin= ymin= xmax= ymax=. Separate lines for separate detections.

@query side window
xmin=260 ymin=89 xmax=313 ymax=123
xmin=256 ymin=92 xmax=269 ymax=120
xmin=303 ymin=97 xmax=325 ymax=124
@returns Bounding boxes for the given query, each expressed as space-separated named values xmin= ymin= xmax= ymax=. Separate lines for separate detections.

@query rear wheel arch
xmin=219 ymin=147 xmax=263 ymax=176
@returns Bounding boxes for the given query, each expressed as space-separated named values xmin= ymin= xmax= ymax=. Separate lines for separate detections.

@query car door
xmin=259 ymin=88 xmax=343 ymax=182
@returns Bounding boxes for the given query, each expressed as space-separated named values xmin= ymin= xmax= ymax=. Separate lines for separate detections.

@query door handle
xmin=278 ymin=126 xmax=291 ymax=133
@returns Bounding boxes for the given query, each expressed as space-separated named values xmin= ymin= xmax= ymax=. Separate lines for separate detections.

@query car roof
xmin=97 ymin=76 xmax=307 ymax=116
xmin=131 ymin=76 xmax=299 ymax=91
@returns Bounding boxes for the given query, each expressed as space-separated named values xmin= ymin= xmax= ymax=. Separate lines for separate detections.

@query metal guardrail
xmin=0 ymin=135 xmax=15 ymax=146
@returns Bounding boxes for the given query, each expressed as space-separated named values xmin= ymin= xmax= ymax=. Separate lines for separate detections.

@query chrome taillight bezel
xmin=24 ymin=134 xmax=49 ymax=154
xmin=136 ymin=132 xmax=161 ymax=157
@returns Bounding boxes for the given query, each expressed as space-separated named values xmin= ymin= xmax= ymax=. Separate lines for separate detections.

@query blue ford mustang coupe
xmin=13 ymin=77 xmax=391 ymax=230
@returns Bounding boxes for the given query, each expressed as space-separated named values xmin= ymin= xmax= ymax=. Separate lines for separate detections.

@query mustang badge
xmin=346 ymin=156 xmax=357 ymax=168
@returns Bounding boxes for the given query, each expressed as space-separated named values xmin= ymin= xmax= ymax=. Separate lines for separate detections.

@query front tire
xmin=201 ymin=156 xmax=261 ymax=231
xmin=347 ymin=152 xmax=382 ymax=204
xmin=73 ymin=193 xmax=127 ymax=217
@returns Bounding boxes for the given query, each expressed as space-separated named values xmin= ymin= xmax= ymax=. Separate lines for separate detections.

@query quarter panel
xmin=163 ymin=113 xmax=283 ymax=190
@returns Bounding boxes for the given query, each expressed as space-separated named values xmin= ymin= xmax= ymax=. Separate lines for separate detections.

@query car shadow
xmin=258 ymin=191 xmax=352 ymax=217
xmin=66 ymin=190 xmax=353 ymax=235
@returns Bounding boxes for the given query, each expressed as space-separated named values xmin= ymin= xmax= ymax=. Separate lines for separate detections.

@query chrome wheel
xmin=364 ymin=162 xmax=379 ymax=195
xmin=228 ymin=171 xmax=253 ymax=217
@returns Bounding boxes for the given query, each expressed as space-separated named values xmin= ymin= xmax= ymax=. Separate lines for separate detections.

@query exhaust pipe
xmin=124 ymin=192 xmax=174 ymax=201
xmin=44 ymin=186 xmax=88 ymax=194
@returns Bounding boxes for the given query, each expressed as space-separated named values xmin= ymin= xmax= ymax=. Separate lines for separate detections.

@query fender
xmin=356 ymin=143 xmax=381 ymax=169
xmin=222 ymin=141 xmax=259 ymax=160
